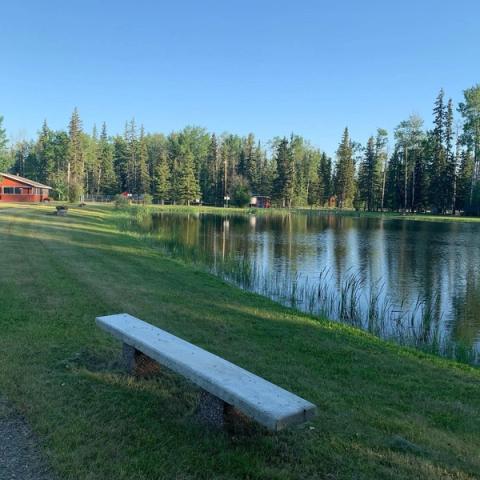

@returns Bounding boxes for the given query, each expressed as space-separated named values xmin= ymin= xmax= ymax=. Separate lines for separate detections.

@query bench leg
xmin=195 ymin=390 xmax=228 ymax=428
xmin=122 ymin=343 xmax=160 ymax=376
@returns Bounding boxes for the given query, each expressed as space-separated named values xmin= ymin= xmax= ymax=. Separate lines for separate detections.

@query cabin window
xmin=3 ymin=187 xmax=23 ymax=194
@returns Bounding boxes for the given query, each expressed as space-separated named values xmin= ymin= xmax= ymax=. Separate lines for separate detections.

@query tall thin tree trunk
xmin=404 ymin=147 xmax=408 ymax=213
xmin=381 ymin=158 xmax=387 ymax=211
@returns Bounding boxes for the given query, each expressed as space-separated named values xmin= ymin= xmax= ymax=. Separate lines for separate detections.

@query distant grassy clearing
xmin=0 ymin=204 xmax=479 ymax=479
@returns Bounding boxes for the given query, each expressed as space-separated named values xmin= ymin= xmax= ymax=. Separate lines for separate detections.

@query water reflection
xmin=142 ymin=212 xmax=480 ymax=356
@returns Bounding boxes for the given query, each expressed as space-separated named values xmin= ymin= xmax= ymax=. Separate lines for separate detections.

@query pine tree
xmin=317 ymin=152 xmax=332 ymax=205
xmin=178 ymin=150 xmax=201 ymax=205
xmin=444 ymin=99 xmax=456 ymax=211
xmin=430 ymin=90 xmax=448 ymax=212
xmin=154 ymin=151 xmax=171 ymax=204
xmin=98 ymin=123 xmax=116 ymax=195
xmin=67 ymin=108 xmax=84 ymax=201
xmin=334 ymin=128 xmax=355 ymax=208
xmin=84 ymin=124 xmax=99 ymax=195
xmin=365 ymin=135 xmax=383 ymax=210
xmin=456 ymin=150 xmax=475 ymax=212
xmin=201 ymin=133 xmax=219 ymax=204
xmin=274 ymin=137 xmax=295 ymax=207
xmin=137 ymin=126 xmax=150 ymax=194
xmin=113 ymin=135 xmax=129 ymax=192
xmin=358 ymin=137 xmax=376 ymax=210
xmin=384 ymin=149 xmax=403 ymax=211
xmin=36 ymin=120 xmax=54 ymax=184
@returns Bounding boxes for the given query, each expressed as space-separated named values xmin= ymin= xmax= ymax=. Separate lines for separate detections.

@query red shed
xmin=0 ymin=173 xmax=52 ymax=202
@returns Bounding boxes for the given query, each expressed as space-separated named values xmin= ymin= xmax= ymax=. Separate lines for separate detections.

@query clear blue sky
xmin=1 ymin=0 xmax=479 ymax=156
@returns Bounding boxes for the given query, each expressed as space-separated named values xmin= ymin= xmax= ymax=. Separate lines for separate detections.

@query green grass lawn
xmin=0 ymin=203 xmax=479 ymax=480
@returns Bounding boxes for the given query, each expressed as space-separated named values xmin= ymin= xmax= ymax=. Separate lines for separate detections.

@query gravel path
xmin=0 ymin=399 xmax=55 ymax=480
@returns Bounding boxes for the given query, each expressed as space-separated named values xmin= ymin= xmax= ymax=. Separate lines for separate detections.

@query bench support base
xmin=122 ymin=343 xmax=160 ymax=376
xmin=195 ymin=390 xmax=229 ymax=428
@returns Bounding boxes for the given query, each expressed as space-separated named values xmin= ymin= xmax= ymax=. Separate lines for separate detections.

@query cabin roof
xmin=0 ymin=173 xmax=52 ymax=189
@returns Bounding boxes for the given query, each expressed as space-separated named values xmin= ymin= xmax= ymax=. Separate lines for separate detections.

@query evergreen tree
xmin=430 ymin=90 xmax=448 ymax=212
xmin=113 ymin=135 xmax=129 ymax=192
xmin=84 ymin=125 xmax=99 ymax=195
xmin=137 ymin=126 xmax=150 ymax=194
xmin=334 ymin=128 xmax=355 ymax=208
xmin=67 ymin=108 xmax=84 ymax=201
xmin=255 ymin=143 xmax=273 ymax=196
xmin=36 ymin=120 xmax=54 ymax=183
xmin=153 ymin=151 xmax=171 ymax=204
xmin=384 ymin=149 xmax=403 ymax=211
xmin=201 ymin=133 xmax=219 ymax=204
xmin=274 ymin=137 xmax=295 ymax=207
xmin=242 ymin=133 xmax=257 ymax=188
xmin=317 ymin=152 xmax=332 ymax=205
xmin=358 ymin=137 xmax=375 ymax=210
xmin=178 ymin=150 xmax=200 ymax=205
xmin=456 ymin=150 xmax=475 ymax=212
xmin=98 ymin=123 xmax=116 ymax=195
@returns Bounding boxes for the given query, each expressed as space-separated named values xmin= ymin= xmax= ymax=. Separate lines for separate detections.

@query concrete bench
xmin=96 ymin=313 xmax=316 ymax=431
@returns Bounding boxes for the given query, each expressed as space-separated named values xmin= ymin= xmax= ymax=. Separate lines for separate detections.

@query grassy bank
xmin=128 ymin=203 xmax=480 ymax=224
xmin=0 ymin=203 xmax=479 ymax=479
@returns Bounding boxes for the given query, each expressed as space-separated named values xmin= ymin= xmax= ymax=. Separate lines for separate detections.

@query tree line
xmin=0 ymin=84 xmax=479 ymax=214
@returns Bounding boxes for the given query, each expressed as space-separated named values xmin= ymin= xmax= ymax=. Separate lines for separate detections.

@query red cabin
xmin=249 ymin=195 xmax=271 ymax=208
xmin=0 ymin=173 xmax=52 ymax=202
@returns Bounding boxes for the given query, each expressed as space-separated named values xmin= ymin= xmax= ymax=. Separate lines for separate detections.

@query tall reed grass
xmin=121 ymin=210 xmax=479 ymax=365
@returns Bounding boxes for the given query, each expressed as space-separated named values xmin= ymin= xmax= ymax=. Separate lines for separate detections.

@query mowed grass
xmin=0 ymin=204 xmax=479 ymax=480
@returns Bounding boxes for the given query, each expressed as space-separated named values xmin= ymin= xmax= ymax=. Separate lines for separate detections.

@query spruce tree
xmin=36 ymin=120 xmax=54 ymax=184
xmin=178 ymin=150 xmax=200 ymax=205
xmin=113 ymin=135 xmax=129 ymax=192
xmin=274 ymin=137 xmax=295 ymax=207
xmin=98 ymin=123 xmax=116 ymax=195
xmin=456 ymin=150 xmax=475 ymax=212
xmin=154 ymin=151 xmax=171 ymax=204
xmin=430 ymin=90 xmax=448 ymax=212
xmin=334 ymin=128 xmax=355 ymax=208
xmin=67 ymin=108 xmax=84 ymax=201
xmin=137 ymin=126 xmax=150 ymax=194
xmin=444 ymin=99 xmax=457 ymax=211
xmin=201 ymin=133 xmax=219 ymax=204
xmin=318 ymin=152 xmax=332 ymax=205
xmin=84 ymin=124 xmax=99 ymax=195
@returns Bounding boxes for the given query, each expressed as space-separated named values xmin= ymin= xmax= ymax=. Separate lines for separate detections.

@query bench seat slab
xmin=96 ymin=313 xmax=316 ymax=431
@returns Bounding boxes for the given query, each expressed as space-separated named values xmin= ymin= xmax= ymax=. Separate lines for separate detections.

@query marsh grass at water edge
xmin=119 ymin=207 xmax=480 ymax=365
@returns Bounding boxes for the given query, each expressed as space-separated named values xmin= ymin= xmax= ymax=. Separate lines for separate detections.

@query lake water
xmin=134 ymin=211 xmax=480 ymax=360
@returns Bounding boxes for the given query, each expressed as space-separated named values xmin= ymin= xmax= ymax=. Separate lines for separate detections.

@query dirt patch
xmin=0 ymin=399 xmax=55 ymax=480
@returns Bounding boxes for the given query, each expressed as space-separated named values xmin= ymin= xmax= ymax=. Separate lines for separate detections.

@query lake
xmin=132 ymin=211 xmax=480 ymax=361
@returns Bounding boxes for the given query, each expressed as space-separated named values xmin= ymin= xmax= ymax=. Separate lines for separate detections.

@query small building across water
xmin=0 ymin=173 xmax=52 ymax=202
xmin=249 ymin=195 xmax=271 ymax=208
